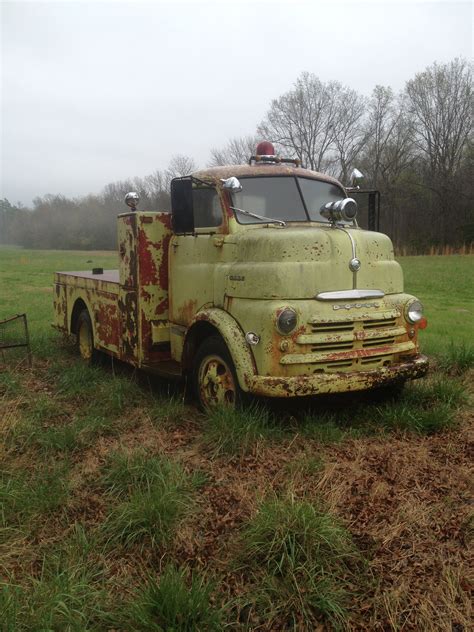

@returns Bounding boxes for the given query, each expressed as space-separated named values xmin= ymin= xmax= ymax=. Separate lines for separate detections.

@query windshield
xmin=232 ymin=176 xmax=346 ymax=224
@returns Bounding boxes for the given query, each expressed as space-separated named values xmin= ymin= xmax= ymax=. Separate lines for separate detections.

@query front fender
xmin=188 ymin=308 xmax=257 ymax=392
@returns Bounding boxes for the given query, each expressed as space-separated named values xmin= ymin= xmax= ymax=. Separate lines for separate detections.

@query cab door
xmin=168 ymin=178 xmax=226 ymax=358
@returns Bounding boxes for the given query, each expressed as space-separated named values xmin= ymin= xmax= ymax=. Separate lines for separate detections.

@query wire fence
xmin=0 ymin=314 xmax=32 ymax=367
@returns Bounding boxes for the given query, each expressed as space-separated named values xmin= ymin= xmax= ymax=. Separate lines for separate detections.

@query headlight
xmin=277 ymin=308 xmax=297 ymax=335
xmin=405 ymin=299 xmax=424 ymax=324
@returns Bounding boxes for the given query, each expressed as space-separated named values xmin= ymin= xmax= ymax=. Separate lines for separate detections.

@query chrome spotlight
xmin=125 ymin=191 xmax=140 ymax=211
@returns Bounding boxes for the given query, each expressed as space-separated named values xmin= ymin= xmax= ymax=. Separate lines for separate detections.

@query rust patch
xmin=155 ymin=297 xmax=169 ymax=316
xmin=139 ymin=313 xmax=171 ymax=364
xmin=250 ymin=355 xmax=429 ymax=398
xmin=177 ymin=299 xmax=198 ymax=326
xmin=95 ymin=304 xmax=120 ymax=349
xmin=118 ymin=213 xmax=137 ymax=288
xmin=53 ymin=283 xmax=68 ymax=330
xmin=138 ymin=228 xmax=159 ymax=286
xmin=118 ymin=290 xmax=138 ymax=360
xmin=158 ymin=233 xmax=171 ymax=289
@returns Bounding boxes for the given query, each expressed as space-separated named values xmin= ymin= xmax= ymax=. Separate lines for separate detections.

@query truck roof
xmin=192 ymin=164 xmax=343 ymax=188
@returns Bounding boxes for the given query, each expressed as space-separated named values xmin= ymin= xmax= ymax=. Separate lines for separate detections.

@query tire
xmin=192 ymin=335 xmax=243 ymax=410
xmin=76 ymin=309 xmax=98 ymax=363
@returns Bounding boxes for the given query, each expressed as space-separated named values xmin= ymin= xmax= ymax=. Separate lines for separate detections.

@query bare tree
xmin=208 ymin=135 xmax=260 ymax=166
xmin=364 ymin=86 xmax=397 ymax=187
xmin=165 ymin=154 xmax=197 ymax=188
xmin=362 ymin=86 xmax=415 ymax=187
xmin=378 ymin=109 xmax=415 ymax=188
xmin=331 ymin=88 xmax=367 ymax=183
xmin=405 ymin=58 xmax=473 ymax=241
xmin=144 ymin=169 xmax=170 ymax=210
xmin=258 ymin=72 xmax=342 ymax=171
xmin=405 ymin=58 xmax=472 ymax=180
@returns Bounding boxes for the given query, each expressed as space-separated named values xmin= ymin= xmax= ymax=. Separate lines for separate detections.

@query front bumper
xmin=248 ymin=354 xmax=429 ymax=398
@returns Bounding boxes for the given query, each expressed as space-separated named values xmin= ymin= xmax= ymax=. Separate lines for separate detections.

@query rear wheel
xmin=76 ymin=309 xmax=97 ymax=362
xmin=193 ymin=336 xmax=243 ymax=409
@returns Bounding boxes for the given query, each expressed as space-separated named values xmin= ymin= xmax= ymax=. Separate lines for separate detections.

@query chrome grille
xmin=311 ymin=322 xmax=354 ymax=333
xmin=282 ymin=311 xmax=413 ymax=370
xmin=363 ymin=318 xmax=397 ymax=329
xmin=362 ymin=336 xmax=396 ymax=348
xmin=311 ymin=340 xmax=354 ymax=351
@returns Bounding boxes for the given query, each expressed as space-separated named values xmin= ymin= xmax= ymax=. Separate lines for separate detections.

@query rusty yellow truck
xmin=53 ymin=141 xmax=428 ymax=408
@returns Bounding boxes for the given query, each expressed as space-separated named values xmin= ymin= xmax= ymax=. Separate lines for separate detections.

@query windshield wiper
xmin=229 ymin=206 xmax=286 ymax=227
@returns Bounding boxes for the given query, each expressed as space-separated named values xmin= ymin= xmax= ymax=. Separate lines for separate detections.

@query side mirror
xmin=171 ymin=177 xmax=194 ymax=234
xmin=125 ymin=191 xmax=139 ymax=211
xmin=349 ymin=168 xmax=364 ymax=188
xmin=221 ymin=177 xmax=242 ymax=193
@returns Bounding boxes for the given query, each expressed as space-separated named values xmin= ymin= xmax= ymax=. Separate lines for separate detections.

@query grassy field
xmin=0 ymin=247 xmax=473 ymax=631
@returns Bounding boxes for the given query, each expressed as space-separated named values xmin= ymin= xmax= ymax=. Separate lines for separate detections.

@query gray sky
xmin=1 ymin=0 xmax=472 ymax=205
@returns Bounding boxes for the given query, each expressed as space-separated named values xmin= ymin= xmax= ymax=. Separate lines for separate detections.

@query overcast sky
xmin=1 ymin=0 xmax=472 ymax=205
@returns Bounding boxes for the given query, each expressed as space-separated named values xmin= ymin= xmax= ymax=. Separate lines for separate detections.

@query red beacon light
xmin=256 ymin=141 xmax=275 ymax=156
xmin=249 ymin=141 xmax=301 ymax=167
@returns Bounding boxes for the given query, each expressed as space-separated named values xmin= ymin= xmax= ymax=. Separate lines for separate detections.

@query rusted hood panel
xmin=221 ymin=226 xmax=402 ymax=299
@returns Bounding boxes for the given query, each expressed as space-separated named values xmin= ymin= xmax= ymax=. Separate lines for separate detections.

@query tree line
xmin=1 ymin=58 xmax=472 ymax=251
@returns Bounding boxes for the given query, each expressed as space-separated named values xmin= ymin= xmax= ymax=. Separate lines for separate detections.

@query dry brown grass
xmin=1 ymin=358 xmax=473 ymax=630
xmin=314 ymin=421 xmax=473 ymax=630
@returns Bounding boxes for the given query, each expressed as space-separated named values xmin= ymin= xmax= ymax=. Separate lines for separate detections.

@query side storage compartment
xmin=118 ymin=213 xmax=139 ymax=362
xmin=117 ymin=211 xmax=172 ymax=367
xmin=137 ymin=213 xmax=172 ymax=365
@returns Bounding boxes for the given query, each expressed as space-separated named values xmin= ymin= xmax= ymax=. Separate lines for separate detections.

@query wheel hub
xmin=199 ymin=355 xmax=236 ymax=407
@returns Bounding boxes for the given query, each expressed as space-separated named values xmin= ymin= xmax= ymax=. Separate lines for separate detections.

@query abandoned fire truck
xmin=53 ymin=142 xmax=428 ymax=407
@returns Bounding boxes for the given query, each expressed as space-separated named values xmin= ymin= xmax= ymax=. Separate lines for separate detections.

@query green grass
xmin=438 ymin=341 xmax=474 ymax=374
xmin=101 ymin=453 xmax=200 ymax=550
xmin=48 ymin=359 xmax=143 ymax=415
xmin=297 ymin=412 xmax=363 ymax=443
xmin=239 ymin=497 xmax=360 ymax=628
xmin=1 ymin=556 xmax=108 ymax=632
xmin=0 ymin=371 xmax=23 ymax=397
xmin=1 ymin=248 xmax=472 ymax=630
xmin=371 ymin=375 xmax=466 ymax=434
xmin=295 ymin=374 xmax=467 ymax=439
xmin=0 ymin=248 xmax=116 ymax=357
xmin=25 ymin=393 xmax=65 ymax=423
xmin=124 ymin=564 xmax=222 ymax=631
xmin=400 ymin=255 xmax=474 ymax=357
xmin=101 ymin=451 xmax=205 ymax=496
xmin=203 ymin=404 xmax=283 ymax=456
xmin=0 ymin=463 xmax=70 ymax=534
xmin=150 ymin=395 xmax=186 ymax=425
xmin=32 ymin=414 xmax=113 ymax=453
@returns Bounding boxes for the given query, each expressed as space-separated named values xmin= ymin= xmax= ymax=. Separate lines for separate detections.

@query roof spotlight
xmin=320 ymin=198 xmax=358 ymax=224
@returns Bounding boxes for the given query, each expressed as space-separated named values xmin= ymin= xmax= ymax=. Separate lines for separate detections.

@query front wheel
xmin=193 ymin=336 xmax=243 ymax=410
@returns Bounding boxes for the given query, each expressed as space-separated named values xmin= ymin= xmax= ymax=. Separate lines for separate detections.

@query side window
xmin=193 ymin=187 xmax=222 ymax=229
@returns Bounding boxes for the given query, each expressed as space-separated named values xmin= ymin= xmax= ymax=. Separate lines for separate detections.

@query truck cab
xmin=53 ymin=142 xmax=428 ymax=407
